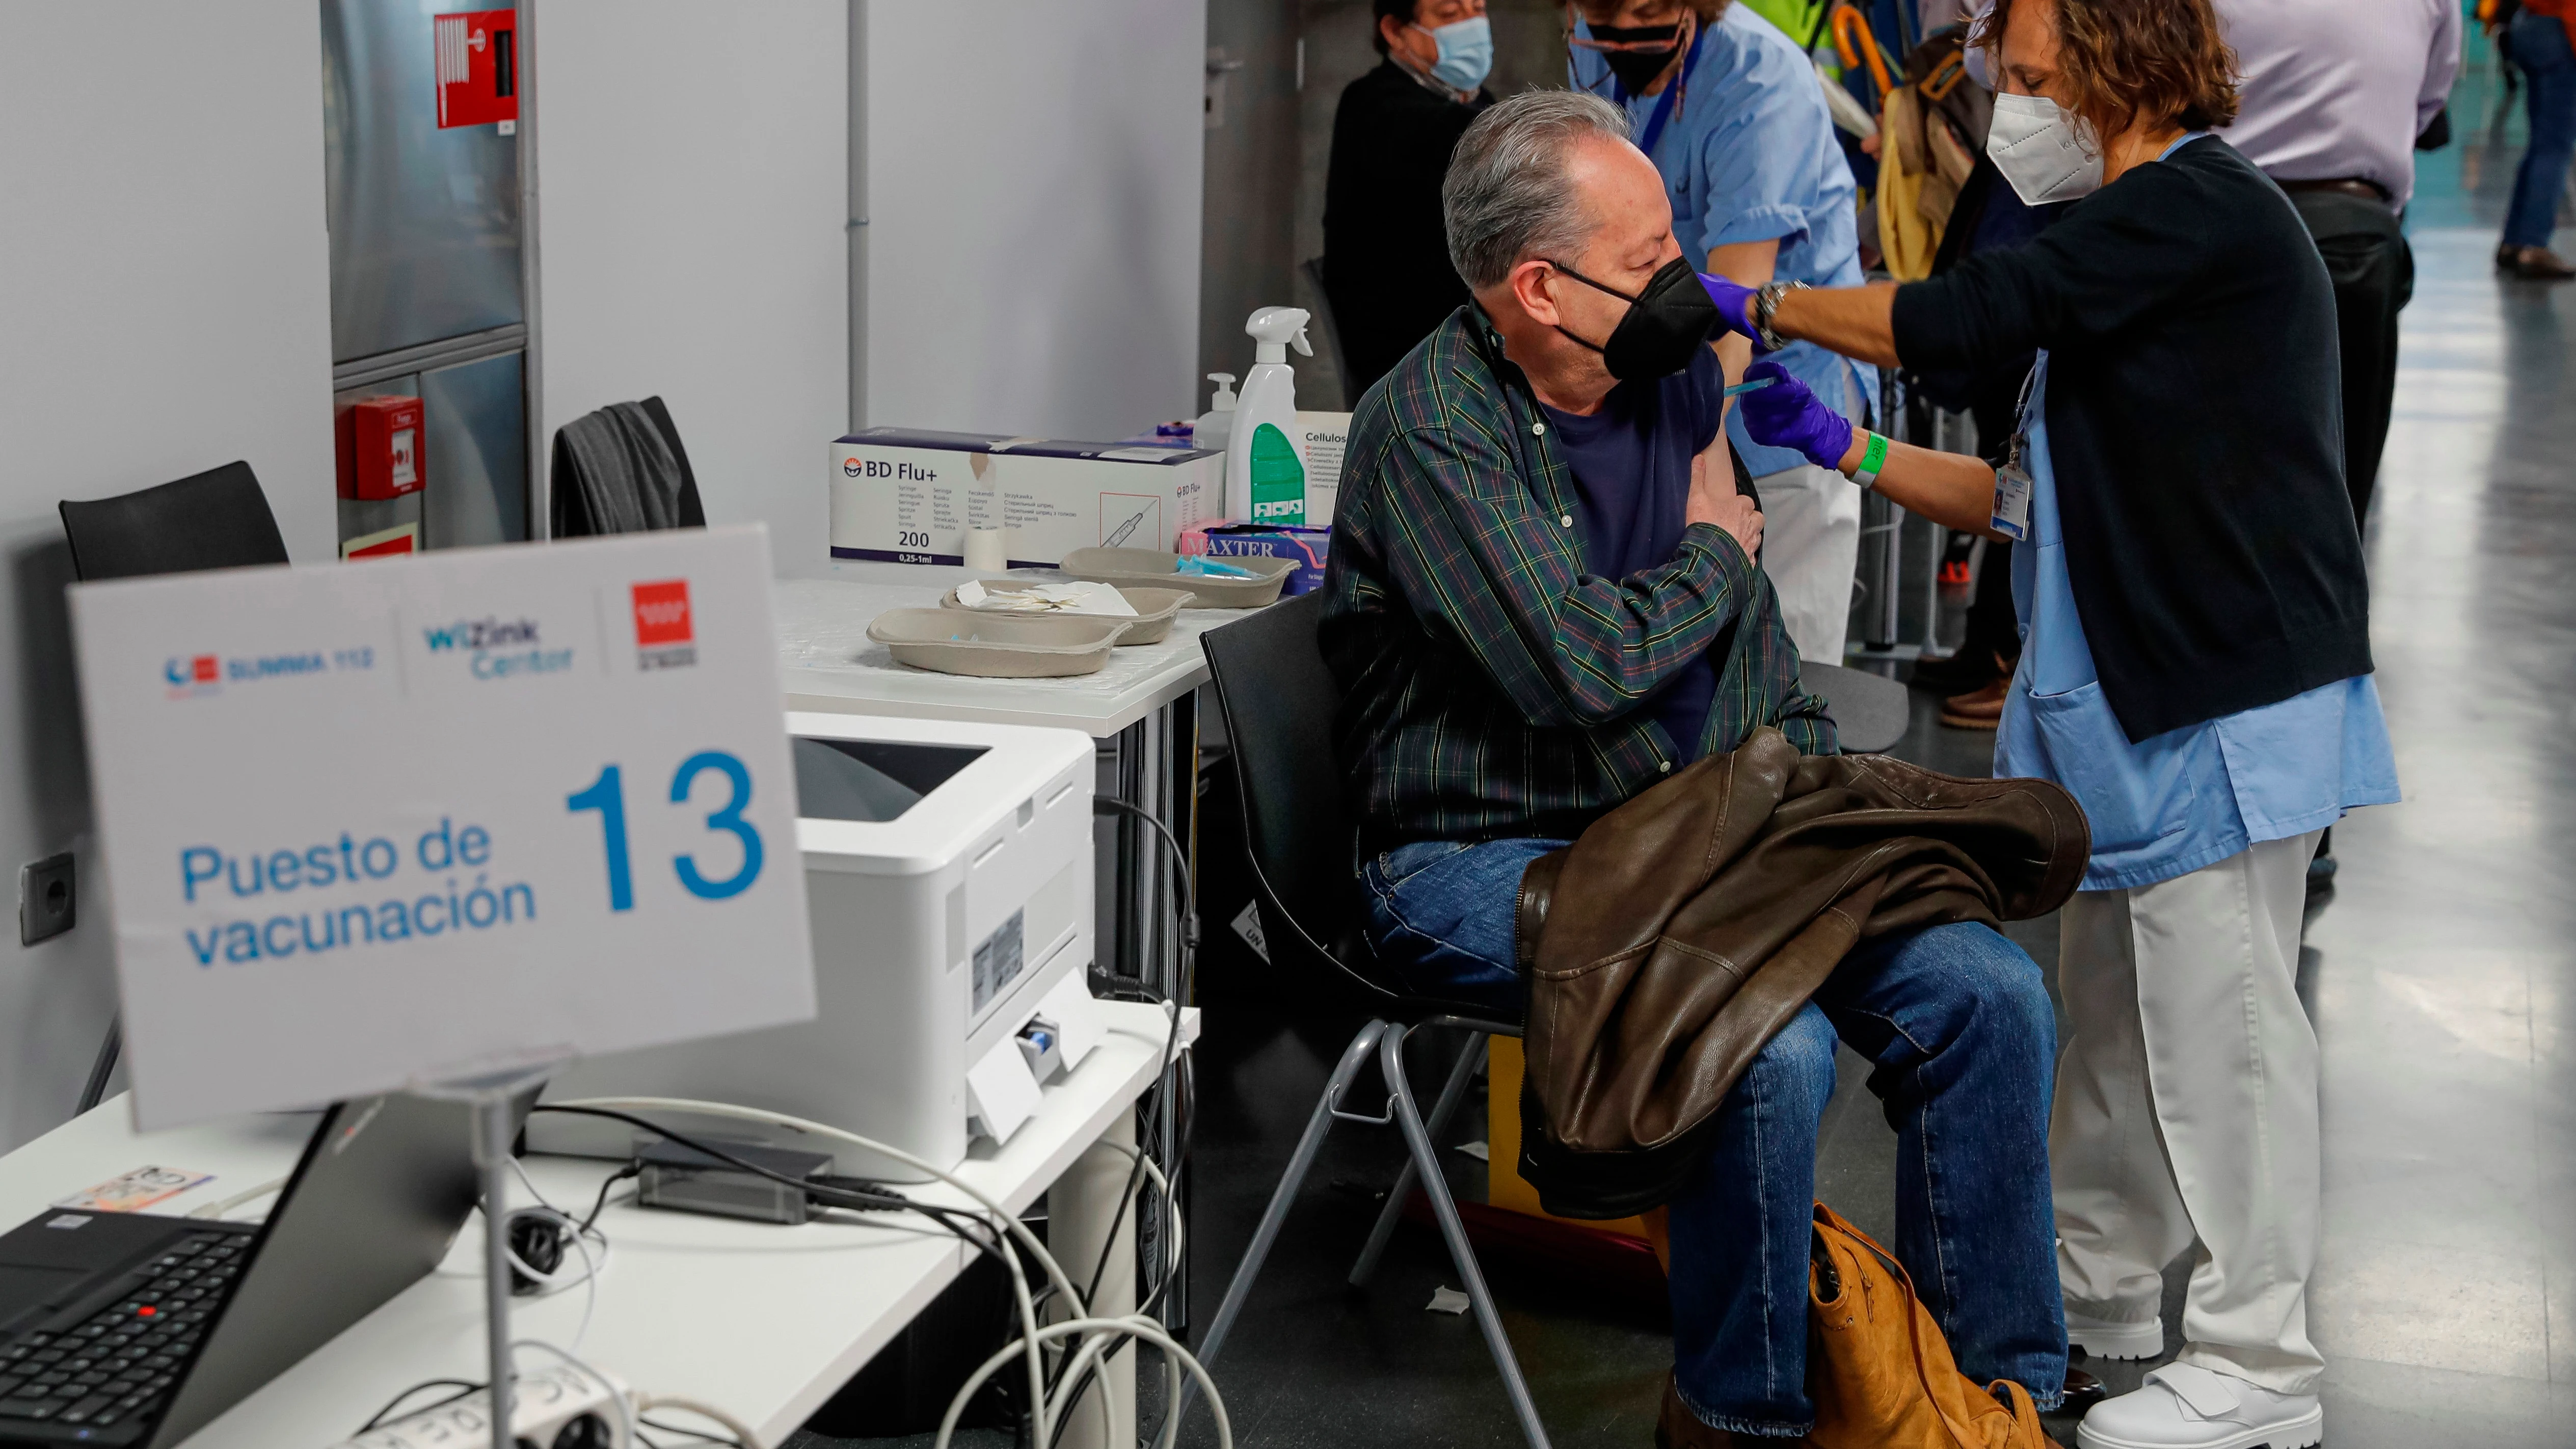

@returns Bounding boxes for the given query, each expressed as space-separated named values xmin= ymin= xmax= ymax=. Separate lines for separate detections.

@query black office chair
xmin=58 ymin=460 xmax=290 ymax=583
xmin=56 ymin=461 xmax=293 ymax=1114
xmin=1194 ymin=591 xmax=1552 ymax=1448
xmin=549 ymin=395 xmax=707 ymax=536
xmin=1802 ymin=660 xmax=1911 ymax=754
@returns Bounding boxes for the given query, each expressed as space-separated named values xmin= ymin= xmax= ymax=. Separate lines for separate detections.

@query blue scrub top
xmin=1995 ymin=350 xmax=2402 ymax=892
xmin=1570 ymin=5 xmax=1876 ymax=476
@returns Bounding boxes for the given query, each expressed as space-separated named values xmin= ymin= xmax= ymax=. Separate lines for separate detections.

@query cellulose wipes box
xmin=830 ymin=430 xmax=1219 ymax=567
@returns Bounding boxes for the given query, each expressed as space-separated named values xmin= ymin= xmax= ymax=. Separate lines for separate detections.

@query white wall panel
xmin=0 ymin=5 xmax=338 ymax=1149
xmin=535 ymin=0 xmax=849 ymax=574
xmin=864 ymin=0 xmax=1205 ymax=441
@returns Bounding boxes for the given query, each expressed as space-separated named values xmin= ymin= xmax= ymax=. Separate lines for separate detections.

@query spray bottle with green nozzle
xmin=1224 ymin=306 xmax=1313 ymax=526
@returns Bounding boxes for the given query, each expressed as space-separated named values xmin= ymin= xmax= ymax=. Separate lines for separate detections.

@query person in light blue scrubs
xmin=1567 ymin=0 xmax=1874 ymax=665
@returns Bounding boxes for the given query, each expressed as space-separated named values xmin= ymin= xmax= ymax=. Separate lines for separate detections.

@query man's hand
xmin=1688 ymin=450 xmax=1763 ymax=559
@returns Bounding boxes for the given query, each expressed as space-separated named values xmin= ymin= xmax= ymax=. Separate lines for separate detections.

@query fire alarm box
xmin=338 ymin=396 xmax=424 ymax=501
xmin=435 ymin=9 xmax=518 ymax=129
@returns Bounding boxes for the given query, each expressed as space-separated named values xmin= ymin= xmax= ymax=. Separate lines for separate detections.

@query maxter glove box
xmin=532 ymin=713 xmax=1099 ymax=1180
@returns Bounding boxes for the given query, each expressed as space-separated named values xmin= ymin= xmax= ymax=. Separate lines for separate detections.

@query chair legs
xmin=1349 ymin=1029 xmax=1487 ymax=1287
xmin=1380 ymin=1022 xmax=1552 ymax=1449
xmin=1194 ymin=1019 xmax=1390 ymax=1370
xmin=1190 ymin=1018 xmax=1550 ymax=1449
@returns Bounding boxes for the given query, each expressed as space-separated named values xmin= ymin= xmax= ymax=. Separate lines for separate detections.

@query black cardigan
xmin=1892 ymin=138 xmax=2370 ymax=741
xmin=1320 ymin=63 xmax=1492 ymax=398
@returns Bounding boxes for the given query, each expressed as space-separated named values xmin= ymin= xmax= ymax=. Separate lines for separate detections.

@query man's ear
xmin=1509 ymin=261 xmax=1562 ymax=327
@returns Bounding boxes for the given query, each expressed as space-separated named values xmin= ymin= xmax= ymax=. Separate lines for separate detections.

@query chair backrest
xmin=1199 ymin=591 xmax=1394 ymax=1001
xmin=58 ymin=461 xmax=290 ymax=582
xmin=1803 ymin=661 xmax=1911 ymax=755
xmin=549 ymin=394 xmax=707 ymax=538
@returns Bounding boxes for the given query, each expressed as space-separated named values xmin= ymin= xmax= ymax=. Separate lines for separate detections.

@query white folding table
xmin=775 ymin=560 xmax=1263 ymax=1343
xmin=0 ymin=1002 xmax=1196 ymax=1449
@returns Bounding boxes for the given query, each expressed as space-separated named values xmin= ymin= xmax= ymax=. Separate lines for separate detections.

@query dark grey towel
xmin=558 ymin=402 xmax=682 ymax=534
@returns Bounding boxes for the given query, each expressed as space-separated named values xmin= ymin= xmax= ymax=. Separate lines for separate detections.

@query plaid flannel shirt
xmin=1320 ymin=305 xmax=1835 ymax=856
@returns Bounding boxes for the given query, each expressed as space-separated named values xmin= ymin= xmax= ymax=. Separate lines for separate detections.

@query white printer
xmin=532 ymin=712 xmax=1098 ymax=1179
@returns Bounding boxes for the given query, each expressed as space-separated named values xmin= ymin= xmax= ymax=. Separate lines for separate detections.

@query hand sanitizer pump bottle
xmin=1224 ymin=307 xmax=1312 ymax=525
xmin=1195 ymin=372 xmax=1238 ymax=454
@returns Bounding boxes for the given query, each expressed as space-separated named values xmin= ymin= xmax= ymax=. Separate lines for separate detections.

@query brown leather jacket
xmin=1513 ymin=728 xmax=2088 ymax=1217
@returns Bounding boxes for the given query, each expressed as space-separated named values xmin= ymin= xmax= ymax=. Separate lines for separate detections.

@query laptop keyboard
xmin=0 ymin=1230 xmax=244 ymax=1433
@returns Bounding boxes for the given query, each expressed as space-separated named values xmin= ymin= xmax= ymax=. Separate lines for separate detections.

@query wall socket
xmin=20 ymin=853 xmax=74 ymax=946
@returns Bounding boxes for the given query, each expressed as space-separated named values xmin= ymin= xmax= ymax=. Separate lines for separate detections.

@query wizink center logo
xmin=423 ymin=614 xmax=574 ymax=680
xmin=631 ymin=579 xmax=696 ymax=671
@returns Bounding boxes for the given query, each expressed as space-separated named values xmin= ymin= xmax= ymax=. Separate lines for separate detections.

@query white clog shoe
xmin=2075 ymin=1362 xmax=2323 ymax=1449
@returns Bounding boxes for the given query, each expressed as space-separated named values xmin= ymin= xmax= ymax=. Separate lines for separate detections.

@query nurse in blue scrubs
xmin=1567 ymin=0 xmax=1873 ymax=665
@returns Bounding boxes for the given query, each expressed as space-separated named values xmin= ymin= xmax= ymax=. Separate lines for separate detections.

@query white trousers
xmin=2051 ymin=831 xmax=2326 ymax=1393
xmin=1752 ymin=462 xmax=1861 ymax=664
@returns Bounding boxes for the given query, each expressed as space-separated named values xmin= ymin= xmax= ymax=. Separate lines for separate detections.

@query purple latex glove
xmin=1734 ymin=360 xmax=1853 ymax=469
xmin=1698 ymin=271 xmax=1770 ymax=353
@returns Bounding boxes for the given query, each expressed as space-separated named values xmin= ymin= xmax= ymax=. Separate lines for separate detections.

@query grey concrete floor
xmin=794 ymin=38 xmax=2576 ymax=1449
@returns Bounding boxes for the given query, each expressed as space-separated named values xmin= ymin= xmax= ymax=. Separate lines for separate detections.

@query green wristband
xmin=1852 ymin=431 xmax=1891 ymax=491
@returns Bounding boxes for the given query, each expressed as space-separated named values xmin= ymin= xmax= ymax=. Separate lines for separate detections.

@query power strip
xmin=331 ymin=1363 xmax=628 ymax=1448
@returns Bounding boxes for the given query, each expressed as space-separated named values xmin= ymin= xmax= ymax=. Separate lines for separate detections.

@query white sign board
xmin=70 ymin=526 xmax=815 ymax=1129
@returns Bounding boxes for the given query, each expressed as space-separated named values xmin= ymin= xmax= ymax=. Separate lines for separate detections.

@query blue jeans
xmin=1363 ymin=839 xmax=2067 ymax=1436
xmin=2506 ymin=11 xmax=2576 ymax=250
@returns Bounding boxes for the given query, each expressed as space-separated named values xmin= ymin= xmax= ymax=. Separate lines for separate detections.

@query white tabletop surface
xmin=0 ymin=1001 xmax=1196 ymax=1449
xmin=776 ymin=561 xmax=1252 ymax=737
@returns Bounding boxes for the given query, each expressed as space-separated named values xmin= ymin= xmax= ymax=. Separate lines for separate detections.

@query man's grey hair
xmin=1442 ymin=90 xmax=1634 ymax=292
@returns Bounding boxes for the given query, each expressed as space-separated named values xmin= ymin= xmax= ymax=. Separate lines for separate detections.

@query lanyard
xmin=1630 ymin=18 xmax=1706 ymax=158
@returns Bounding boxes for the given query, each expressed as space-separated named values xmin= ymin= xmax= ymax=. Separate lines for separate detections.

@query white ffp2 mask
xmin=1985 ymin=92 xmax=2104 ymax=205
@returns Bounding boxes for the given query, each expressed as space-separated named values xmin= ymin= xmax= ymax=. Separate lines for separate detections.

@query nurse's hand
xmin=1736 ymin=361 xmax=1855 ymax=471
xmin=1699 ymin=272 xmax=1764 ymax=348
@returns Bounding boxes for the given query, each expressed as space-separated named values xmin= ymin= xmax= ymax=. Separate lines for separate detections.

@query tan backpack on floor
xmin=1806 ymin=1202 xmax=2053 ymax=1449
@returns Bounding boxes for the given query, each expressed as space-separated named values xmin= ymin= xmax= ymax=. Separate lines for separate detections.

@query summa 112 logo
xmin=163 ymin=654 xmax=221 ymax=697
xmin=631 ymin=579 xmax=696 ymax=671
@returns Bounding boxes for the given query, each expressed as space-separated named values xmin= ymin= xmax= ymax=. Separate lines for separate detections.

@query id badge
xmin=1992 ymin=461 xmax=2033 ymax=541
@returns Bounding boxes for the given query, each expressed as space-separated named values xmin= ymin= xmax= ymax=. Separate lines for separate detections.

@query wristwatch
xmin=1849 ymin=430 xmax=1889 ymax=492
xmin=1752 ymin=280 xmax=1807 ymax=353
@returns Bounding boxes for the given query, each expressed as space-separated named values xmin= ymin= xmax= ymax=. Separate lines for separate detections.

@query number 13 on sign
xmin=566 ymin=750 xmax=765 ymax=911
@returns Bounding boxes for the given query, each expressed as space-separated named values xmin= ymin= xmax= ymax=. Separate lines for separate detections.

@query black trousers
xmin=2286 ymin=189 xmax=2414 ymax=528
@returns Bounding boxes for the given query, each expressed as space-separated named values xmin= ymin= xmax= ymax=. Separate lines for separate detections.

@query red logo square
xmin=631 ymin=580 xmax=693 ymax=647
xmin=191 ymin=655 xmax=219 ymax=683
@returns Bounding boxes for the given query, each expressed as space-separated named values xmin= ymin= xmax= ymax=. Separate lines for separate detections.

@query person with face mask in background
xmin=1705 ymin=1 xmax=2399 ymax=1443
xmin=1321 ymin=90 xmax=2076 ymax=1446
xmin=1566 ymin=0 xmax=1873 ymax=667
xmin=1320 ymin=0 xmax=1497 ymax=401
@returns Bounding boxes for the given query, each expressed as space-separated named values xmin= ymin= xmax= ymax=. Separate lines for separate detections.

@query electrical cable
xmin=1039 ymin=1142 xmax=1186 ymax=1449
xmin=580 ymin=1160 xmax=643 ymax=1233
xmin=1082 ymin=795 xmax=1194 ymax=1310
xmin=357 ymin=1379 xmax=481 ymax=1433
xmin=187 ymin=1175 xmax=288 ymax=1221
xmin=631 ymin=1393 xmax=765 ymax=1449
xmin=501 ymin=1157 xmax=609 ymax=1351
xmin=532 ymin=1100 xmax=1067 ymax=1446
xmin=523 ymin=1105 xmax=1013 ymax=1282
xmin=1070 ymin=792 xmax=1203 ymax=1443
xmin=938 ymin=1318 xmax=1229 ymax=1449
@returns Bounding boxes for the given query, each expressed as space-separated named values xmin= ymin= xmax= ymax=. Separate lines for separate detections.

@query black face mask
xmin=1588 ymin=22 xmax=1684 ymax=95
xmin=1547 ymin=256 xmax=1719 ymax=382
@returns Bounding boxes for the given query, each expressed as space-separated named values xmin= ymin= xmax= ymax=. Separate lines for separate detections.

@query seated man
xmin=1318 ymin=90 xmax=2067 ymax=1445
